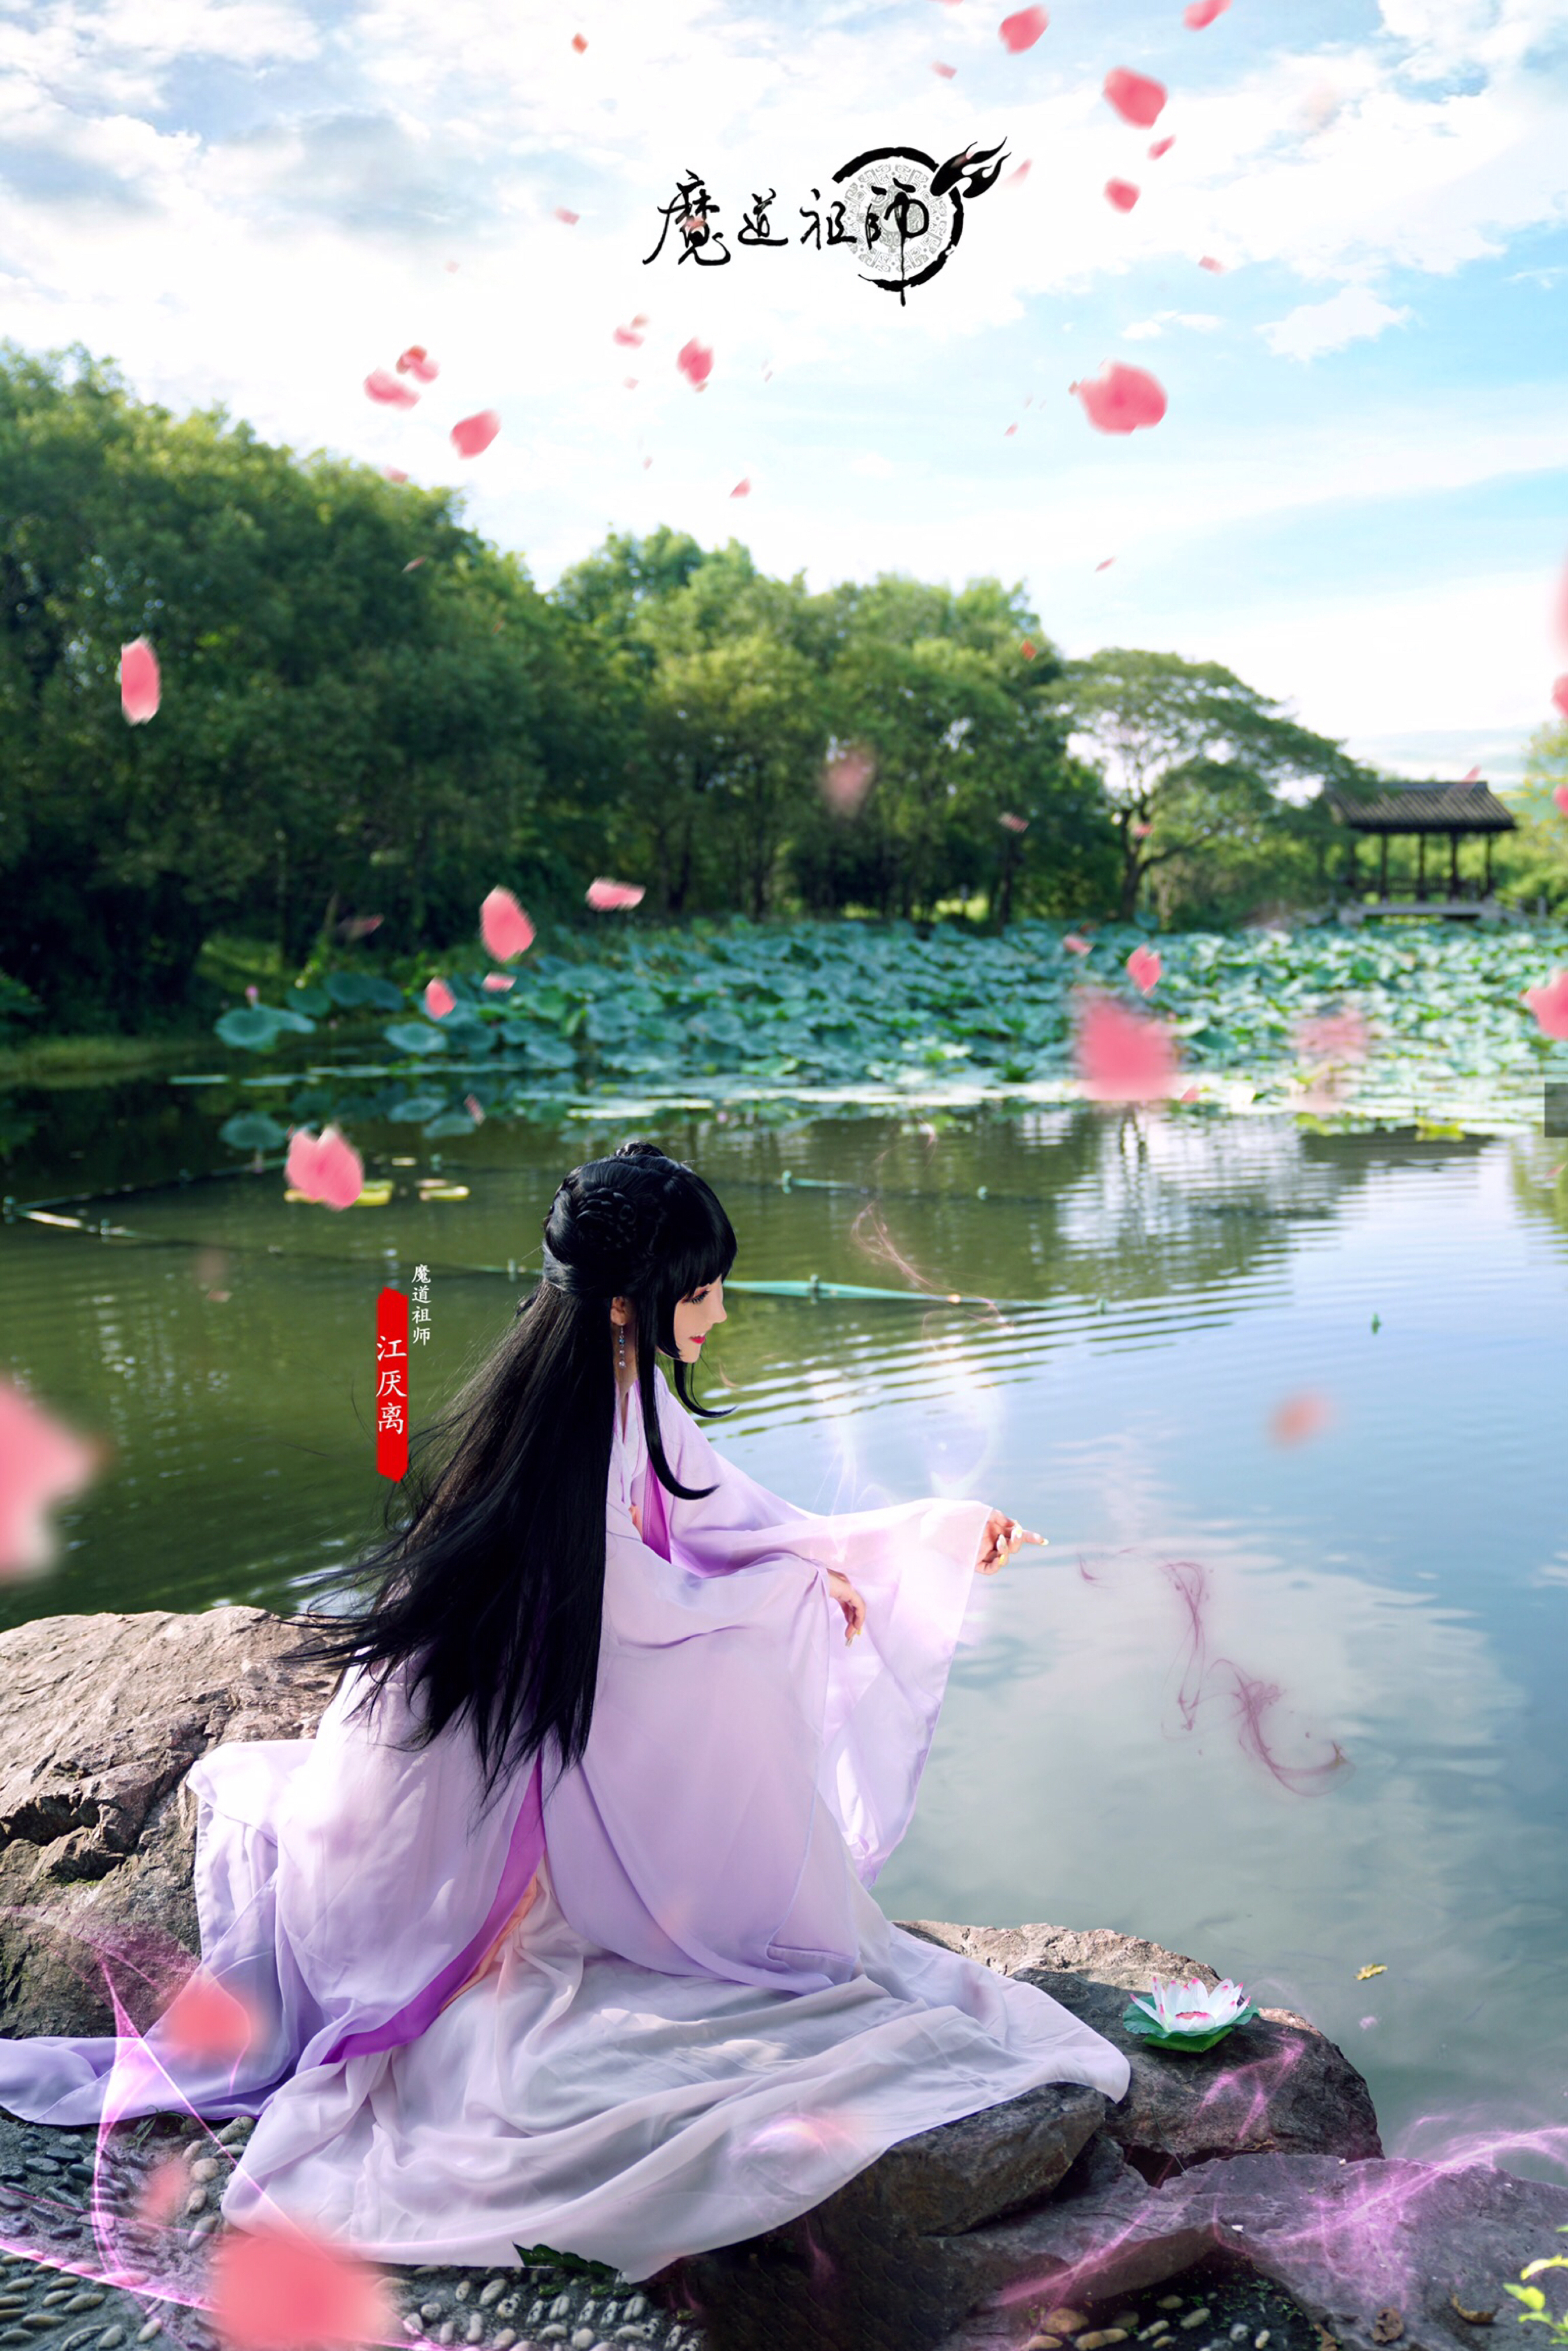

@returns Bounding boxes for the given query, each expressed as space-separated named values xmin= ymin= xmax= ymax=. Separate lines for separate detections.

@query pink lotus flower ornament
xmin=1126 ymin=1974 xmax=1257 ymax=2051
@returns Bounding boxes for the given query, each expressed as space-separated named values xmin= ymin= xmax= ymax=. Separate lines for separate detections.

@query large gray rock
xmin=932 ymin=2144 xmax=1568 ymax=2351
xmin=902 ymin=1919 xmax=1383 ymax=2174
xmin=0 ymin=1608 xmax=336 ymax=2038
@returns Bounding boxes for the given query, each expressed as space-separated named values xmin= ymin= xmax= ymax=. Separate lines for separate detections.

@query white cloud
xmin=1261 ymin=286 xmax=1414 ymax=360
xmin=1123 ymin=311 xmax=1224 ymax=341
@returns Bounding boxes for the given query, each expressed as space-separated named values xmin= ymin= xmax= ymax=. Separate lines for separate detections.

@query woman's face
xmin=672 ymin=1277 xmax=727 ymax=1364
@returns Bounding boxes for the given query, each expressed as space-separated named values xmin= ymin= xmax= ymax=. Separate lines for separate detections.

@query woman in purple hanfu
xmin=0 ymin=1142 xmax=1128 ymax=2282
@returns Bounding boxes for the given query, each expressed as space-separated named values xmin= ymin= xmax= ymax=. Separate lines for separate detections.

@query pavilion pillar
xmin=1379 ymin=836 xmax=1388 ymax=899
xmin=1416 ymin=832 xmax=1426 ymax=900
xmin=1484 ymin=834 xmax=1494 ymax=899
xmin=1449 ymin=832 xmax=1459 ymax=899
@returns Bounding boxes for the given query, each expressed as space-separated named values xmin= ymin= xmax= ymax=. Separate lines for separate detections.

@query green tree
xmin=1495 ymin=722 xmax=1568 ymax=914
xmin=1057 ymin=648 xmax=1377 ymax=924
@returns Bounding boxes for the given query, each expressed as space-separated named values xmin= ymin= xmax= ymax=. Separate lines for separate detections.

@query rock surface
xmin=0 ymin=1609 xmax=336 ymax=2038
xmin=930 ymin=2144 xmax=1568 ymax=2351
xmin=902 ymin=1920 xmax=1383 ymax=2175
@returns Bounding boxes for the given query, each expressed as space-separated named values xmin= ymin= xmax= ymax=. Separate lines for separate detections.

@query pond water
xmin=2 ymin=1080 xmax=1567 ymax=2177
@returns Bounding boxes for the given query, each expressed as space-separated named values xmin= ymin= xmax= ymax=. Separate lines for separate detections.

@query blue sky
xmin=2 ymin=0 xmax=1566 ymax=779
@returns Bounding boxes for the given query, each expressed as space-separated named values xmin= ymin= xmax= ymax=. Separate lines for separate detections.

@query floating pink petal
xmin=999 ymin=812 xmax=1029 ymax=833
xmin=396 ymin=345 xmax=439 ymax=381
xmin=823 ymin=745 xmax=878 ymax=816
xmin=1295 ymin=1008 xmax=1368 ymax=1062
xmin=1269 ymin=1391 xmax=1334 ymax=1446
xmin=119 ymin=637 xmax=160 ymax=724
xmin=571 ymin=30 xmax=587 ymax=48
xmin=1006 ymin=160 xmax=1032 ymax=184
xmin=1552 ymin=675 xmax=1568 ymax=718
xmin=1463 ymin=764 xmax=1482 ymax=781
xmin=211 ymin=2222 xmax=391 ymax=2351
xmin=677 ymin=339 xmax=713 ymax=388
xmin=1103 ymin=67 xmax=1167 ymax=126
xmin=1184 ymin=0 xmax=1230 ymax=22
xmin=423 ymin=978 xmax=456 ymax=1018
xmin=480 ymin=885 xmax=535 ymax=960
xmin=483 ymin=973 xmax=515 ymax=991
xmin=465 ymin=1094 xmax=485 ymax=1124
xmin=286 ymin=1127 xmax=364 ymax=1212
xmin=730 ymin=478 xmax=751 ymax=497
xmin=1075 ymin=360 xmax=1166 ymax=434
xmin=1148 ymin=135 xmax=1175 ymax=157
xmin=1105 ymin=178 xmax=1140 ymax=212
xmin=932 ymin=59 xmax=957 ymax=75
xmin=999 ymin=5 xmax=1048 ymax=51
xmin=382 ymin=466 xmax=409 ymax=483
xmin=1020 ymin=639 xmax=1037 ymax=659
xmin=402 ymin=558 xmax=427 ymax=572
xmin=1180 ymin=1085 xmax=1200 ymax=1101
xmin=1553 ymin=785 xmax=1568 ymax=816
xmin=137 ymin=2158 xmax=189 ymax=2228
xmin=586 ymin=877 xmax=646 ymax=910
xmin=162 ymin=1970 xmax=255 ymax=2062
xmin=1130 ymin=818 xmax=1152 ymax=838
xmin=1126 ymin=943 xmax=1162 ymax=991
xmin=1063 ymin=932 xmax=1092 ymax=953
xmin=554 ymin=208 xmax=579 ymax=225
xmin=0 ymin=1380 xmax=98 ymax=1580
xmin=614 ymin=325 xmax=644 ymax=346
xmin=1075 ymin=993 xmax=1177 ymax=1099
xmin=1096 ymin=557 xmax=1117 ymax=571
xmin=1004 ymin=423 xmax=1018 ymax=436
xmin=1199 ymin=254 xmax=1225 ymax=272
xmin=451 ymin=410 xmax=501 ymax=458
xmin=365 ymin=370 xmax=418 ymax=408
xmin=1523 ymin=970 xmax=1568 ymax=1040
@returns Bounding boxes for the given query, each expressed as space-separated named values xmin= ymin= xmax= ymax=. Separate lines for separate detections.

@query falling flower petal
xmin=1006 ymin=159 xmax=1032 ymax=184
xmin=1552 ymin=675 xmax=1568 ymax=718
xmin=1105 ymin=177 xmax=1140 ymax=211
xmin=1004 ymin=422 xmax=1018 ymax=435
xmin=1295 ymin=1008 xmax=1368 ymax=1062
xmin=1075 ymin=993 xmax=1177 ymax=1099
xmin=1063 ymin=933 xmax=1092 ymax=953
xmin=1199 ymin=254 xmax=1226 ymax=271
xmin=586 ymin=877 xmax=646 ymax=910
xmin=402 ymin=558 xmax=426 ymax=572
xmin=480 ymin=886 xmax=535 ymax=961
xmin=1522 ymin=970 xmax=1568 ymax=1040
xmin=730 ymin=478 xmax=751 ymax=497
xmin=1019 ymin=638 xmax=1037 ymax=659
xmin=286 ymin=1128 xmax=365 ymax=1212
xmin=423 ymin=978 xmax=456 ymax=1019
xmin=999 ymin=5 xmax=1048 ymax=51
xmin=1269 ymin=1391 xmax=1334 ymax=1446
xmin=210 ymin=2222 xmax=391 ymax=2351
xmin=624 ymin=377 xmax=639 ymax=390
xmin=613 ymin=325 xmax=644 ymax=346
xmin=1148 ymin=135 xmax=1175 ymax=157
xmin=463 ymin=1094 xmax=485 ymax=1124
xmin=161 ymin=1970 xmax=255 ymax=2062
xmin=677 ymin=339 xmax=713 ymax=388
xmin=571 ymin=29 xmax=586 ymax=47
xmin=382 ymin=466 xmax=409 ymax=483
xmin=823 ymin=745 xmax=878 ymax=817
xmin=396 ymin=346 xmax=439 ymax=381
xmin=1184 ymin=0 xmax=1230 ymax=23
xmin=365 ymin=370 xmax=419 ymax=408
xmin=1463 ymin=764 xmax=1482 ymax=781
xmin=0 ymin=1381 xmax=98 ymax=1579
xmin=483 ymin=973 xmax=515 ymax=992
xmin=1180 ymin=1085 xmax=1200 ymax=1101
xmin=1553 ymin=785 xmax=1568 ymax=816
xmin=931 ymin=58 xmax=957 ymax=74
xmin=1096 ymin=557 xmax=1117 ymax=571
xmin=137 ymin=2157 xmax=189 ymax=2228
xmin=451 ymin=410 xmax=501 ymax=458
xmin=554 ymin=208 xmax=579 ymax=224
xmin=1103 ymin=67 xmax=1167 ymax=126
xmin=1074 ymin=360 xmax=1166 ymax=434
xmin=119 ymin=637 xmax=160 ymax=724
xmin=999 ymin=812 xmax=1029 ymax=833
xmin=1130 ymin=818 xmax=1152 ymax=838
xmin=1126 ymin=943 xmax=1161 ymax=991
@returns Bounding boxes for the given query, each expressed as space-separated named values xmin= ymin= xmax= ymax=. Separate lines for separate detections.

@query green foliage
xmin=1507 ymin=2228 xmax=1568 ymax=2342
xmin=1495 ymin=725 xmax=1568 ymax=913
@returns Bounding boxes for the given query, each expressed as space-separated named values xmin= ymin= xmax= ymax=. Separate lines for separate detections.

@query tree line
xmin=2 ymin=343 xmax=1388 ymax=1031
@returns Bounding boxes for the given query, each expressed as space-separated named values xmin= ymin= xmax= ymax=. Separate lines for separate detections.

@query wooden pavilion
xmin=1325 ymin=780 xmax=1516 ymax=918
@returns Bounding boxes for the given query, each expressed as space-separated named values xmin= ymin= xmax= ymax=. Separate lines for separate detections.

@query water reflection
xmin=1 ymin=1095 xmax=1566 ymax=2158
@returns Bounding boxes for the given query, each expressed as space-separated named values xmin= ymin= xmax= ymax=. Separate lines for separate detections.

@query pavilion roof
xmin=1325 ymin=781 xmax=1516 ymax=834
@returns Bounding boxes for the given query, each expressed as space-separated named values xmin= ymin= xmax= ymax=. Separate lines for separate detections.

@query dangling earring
xmin=617 ymin=1321 xmax=627 ymax=1375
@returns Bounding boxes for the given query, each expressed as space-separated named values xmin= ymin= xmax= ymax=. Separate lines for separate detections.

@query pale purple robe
xmin=0 ymin=1371 xmax=1128 ymax=2279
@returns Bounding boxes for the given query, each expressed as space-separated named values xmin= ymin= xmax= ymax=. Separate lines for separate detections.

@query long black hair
xmin=289 ymin=1140 xmax=737 ymax=1801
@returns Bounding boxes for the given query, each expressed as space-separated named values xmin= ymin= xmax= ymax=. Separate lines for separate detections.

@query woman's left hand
xmin=975 ymin=1510 xmax=1045 ymax=1575
xmin=825 ymin=1568 xmax=867 ymax=1644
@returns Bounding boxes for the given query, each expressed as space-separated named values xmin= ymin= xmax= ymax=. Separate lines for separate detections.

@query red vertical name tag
xmin=376 ymin=1287 xmax=410 ymax=1480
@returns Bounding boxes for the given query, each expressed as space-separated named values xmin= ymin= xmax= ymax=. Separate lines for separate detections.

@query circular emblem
xmin=831 ymin=141 xmax=1008 ymax=302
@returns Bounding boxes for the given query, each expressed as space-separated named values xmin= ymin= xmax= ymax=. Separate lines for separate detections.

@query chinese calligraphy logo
xmin=644 ymin=141 xmax=1008 ymax=303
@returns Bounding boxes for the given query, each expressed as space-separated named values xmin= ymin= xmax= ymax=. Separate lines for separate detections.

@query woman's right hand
xmin=825 ymin=1568 xmax=867 ymax=1644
